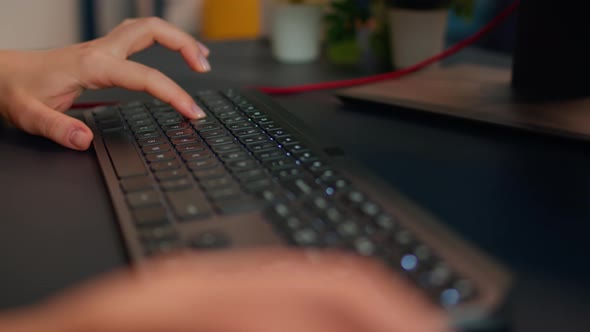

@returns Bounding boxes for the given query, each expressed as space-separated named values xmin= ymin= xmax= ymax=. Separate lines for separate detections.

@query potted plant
xmin=270 ymin=0 xmax=329 ymax=64
xmin=387 ymin=0 xmax=474 ymax=68
xmin=323 ymin=0 xmax=369 ymax=65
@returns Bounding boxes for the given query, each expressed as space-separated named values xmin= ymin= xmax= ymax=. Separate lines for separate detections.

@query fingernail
xmin=69 ymin=129 xmax=88 ymax=150
xmin=191 ymin=103 xmax=206 ymax=119
xmin=198 ymin=54 xmax=211 ymax=72
xmin=198 ymin=42 xmax=210 ymax=57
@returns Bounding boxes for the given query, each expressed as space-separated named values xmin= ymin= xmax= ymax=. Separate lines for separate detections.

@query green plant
xmin=388 ymin=0 xmax=475 ymax=18
xmin=325 ymin=0 xmax=370 ymax=44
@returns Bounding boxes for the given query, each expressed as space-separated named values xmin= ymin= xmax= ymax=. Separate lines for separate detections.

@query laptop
xmin=86 ymin=87 xmax=511 ymax=329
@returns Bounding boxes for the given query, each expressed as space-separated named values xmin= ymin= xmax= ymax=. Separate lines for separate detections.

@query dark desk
xmin=1 ymin=40 xmax=589 ymax=331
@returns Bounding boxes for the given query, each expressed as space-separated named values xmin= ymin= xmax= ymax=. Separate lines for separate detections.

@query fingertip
xmin=198 ymin=42 xmax=210 ymax=57
xmin=196 ymin=54 xmax=211 ymax=72
xmin=190 ymin=103 xmax=207 ymax=119
xmin=68 ymin=127 xmax=93 ymax=151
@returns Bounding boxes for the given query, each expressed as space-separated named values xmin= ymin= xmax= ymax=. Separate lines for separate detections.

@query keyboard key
xmin=248 ymin=110 xmax=265 ymax=118
xmin=193 ymin=166 xmax=228 ymax=179
xmin=135 ymin=131 xmax=161 ymax=140
xmin=166 ymin=188 xmax=211 ymax=220
xmin=206 ymin=136 xmax=235 ymax=146
xmin=227 ymin=122 xmax=254 ymax=130
xmin=214 ymin=195 xmax=259 ymax=214
xmin=154 ymin=169 xmax=188 ymax=181
xmin=128 ymin=118 xmax=154 ymax=127
xmin=260 ymin=123 xmax=280 ymax=131
xmin=146 ymin=152 xmax=176 ymax=162
xmin=154 ymin=112 xmax=180 ymax=120
xmin=133 ymin=206 xmax=170 ymax=227
xmin=160 ymin=178 xmax=193 ymax=191
xmin=124 ymin=112 xmax=150 ymax=121
xmin=159 ymin=118 xmax=183 ymax=126
xmin=139 ymin=225 xmax=179 ymax=243
xmin=234 ymin=169 xmax=268 ymax=182
xmin=226 ymin=159 xmax=259 ymax=172
xmin=274 ymin=168 xmax=303 ymax=181
xmin=354 ymin=237 xmax=377 ymax=256
xmin=126 ymin=190 xmax=161 ymax=208
xmin=252 ymin=116 xmax=272 ymax=125
xmin=293 ymin=151 xmax=319 ymax=163
xmin=93 ymin=107 xmax=120 ymax=122
xmin=171 ymin=135 xmax=200 ymax=145
xmin=166 ymin=129 xmax=194 ymax=138
xmin=200 ymin=175 xmax=236 ymax=190
xmin=102 ymin=130 xmax=147 ymax=178
xmin=187 ymin=158 xmax=219 ymax=171
xmin=240 ymin=135 xmax=268 ymax=145
xmin=217 ymin=110 xmax=241 ymax=119
xmin=233 ymin=127 xmax=262 ymax=137
xmin=176 ymin=143 xmax=206 ymax=153
xmin=181 ymin=150 xmax=213 ymax=161
xmin=247 ymin=141 xmax=277 ymax=153
xmin=283 ymin=177 xmax=318 ymax=197
xmin=131 ymin=124 xmax=157 ymax=133
xmin=286 ymin=143 xmax=308 ymax=154
xmin=120 ymin=176 xmax=154 ymax=192
xmin=194 ymin=123 xmax=222 ymax=132
xmin=221 ymin=116 xmax=248 ymax=125
xmin=337 ymin=221 xmax=360 ymax=238
xmin=359 ymin=201 xmax=381 ymax=218
xmin=161 ymin=122 xmax=189 ymax=131
xmin=207 ymin=185 xmax=243 ymax=201
xmin=255 ymin=148 xmax=286 ymax=162
xmin=150 ymin=160 xmax=181 ymax=172
xmin=143 ymin=239 xmax=184 ymax=257
xmin=201 ymin=130 xmax=228 ymax=139
xmin=218 ymin=151 xmax=250 ymax=162
xmin=213 ymin=143 xmax=243 ymax=153
xmin=142 ymin=144 xmax=171 ymax=154
xmin=120 ymin=106 xmax=146 ymax=116
xmin=137 ymin=137 xmax=164 ymax=147
xmin=292 ymin=228 xmax=320 ymax=246
xmin=243 ymin=178 xmax=275 ymax=193
xmin=276 ymin=136 xmax=298 ymax=145
xmin=267 ymin=129 xmax=290 ymax=139
xmin=98 ymin=120 xmax=124 ymax=132
xmin=265 ymin=158 xmax=297 ymax=171
xmin=190 ymin=117 xmax=217 ymax=126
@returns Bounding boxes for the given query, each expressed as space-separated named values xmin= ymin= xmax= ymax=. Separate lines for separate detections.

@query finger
xmin=10 ymin=96 xmax=93 ymax=151
xmin=103 ymin=58 xmax=206 ymax=119
xmin=107 ymin=17 xmax=210 ymax=72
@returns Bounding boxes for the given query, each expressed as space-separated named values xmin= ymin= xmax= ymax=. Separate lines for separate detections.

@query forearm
xmin=0 ymin=307 xmax=74 ymax=332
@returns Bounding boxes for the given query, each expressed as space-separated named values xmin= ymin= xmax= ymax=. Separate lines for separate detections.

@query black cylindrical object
xmin=512 ymin=0 xmax=590 ymax=100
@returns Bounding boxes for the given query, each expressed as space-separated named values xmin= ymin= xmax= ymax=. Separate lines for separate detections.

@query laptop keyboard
xmin=90 ymin=89 xmax=494 ymax=309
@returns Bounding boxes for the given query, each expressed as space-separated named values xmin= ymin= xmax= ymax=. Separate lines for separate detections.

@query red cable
xmin=72 ymin=1 xmax=519 ymax=108
xmin=256 ymin=0 xmax=520 ymax=95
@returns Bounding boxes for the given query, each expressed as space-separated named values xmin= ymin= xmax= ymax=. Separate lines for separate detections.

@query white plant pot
xmin=271 ymin=4 xmax=323 ymax=64
xmin=388 ymin=8 xmax=449 ymax=69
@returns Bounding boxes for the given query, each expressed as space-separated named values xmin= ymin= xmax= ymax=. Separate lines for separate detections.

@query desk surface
xmin=1 ymin=40 xmax=589 ymax=331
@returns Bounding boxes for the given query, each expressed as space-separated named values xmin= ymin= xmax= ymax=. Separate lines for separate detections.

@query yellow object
xmin=202 ymin=0 xmax=261 ymax=40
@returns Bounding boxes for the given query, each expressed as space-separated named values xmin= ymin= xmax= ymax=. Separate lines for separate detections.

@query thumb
xmin=16 ymin=97 xmax=94 ymax=151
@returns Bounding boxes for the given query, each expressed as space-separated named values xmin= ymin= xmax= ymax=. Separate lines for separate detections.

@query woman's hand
xmin=0 ymin=249 xmax=451 ymax=332
xmin=0 ymin=17 xmax=209 ymax=151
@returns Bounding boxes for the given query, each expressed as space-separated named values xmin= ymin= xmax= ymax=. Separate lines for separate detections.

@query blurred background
xmin=0 ymin=0 xmax=516 ymax=57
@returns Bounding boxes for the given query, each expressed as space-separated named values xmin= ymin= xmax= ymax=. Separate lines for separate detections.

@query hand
xmin=0 ymin=249 xmax=451 ymax=332
xmin=0 ymin=17 xmax=209 ymax=151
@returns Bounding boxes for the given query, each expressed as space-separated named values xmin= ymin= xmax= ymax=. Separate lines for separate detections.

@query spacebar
xmin=102 ymin=130 xmax=147 ymax=178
